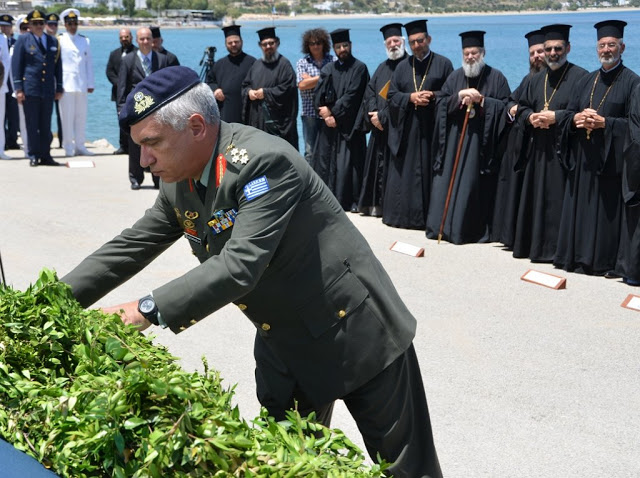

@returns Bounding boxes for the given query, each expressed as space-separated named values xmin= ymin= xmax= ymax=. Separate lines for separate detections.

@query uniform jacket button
xmin=338 ymin=309 xmax=346 ymax=318
xmin=238 ymin=304 xmax=247 ymax=311
xmin=206 ymin=244 xmax=210 ymax=252
xmin=179 ymin=326 xmax=186 ymax=331
xmin=261 ymin=323 xmax=271 ymax=331
xmin=190 ymin=319 xmax=197 ymax=325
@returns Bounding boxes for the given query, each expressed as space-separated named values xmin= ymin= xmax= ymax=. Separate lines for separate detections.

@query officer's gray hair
xmin=153 ymin=83 xmax=220 ymax=131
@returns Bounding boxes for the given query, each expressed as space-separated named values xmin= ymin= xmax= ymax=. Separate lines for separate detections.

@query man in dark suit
xmin=150 ymin=26 xmax=179 ymax=66
xmin=106 ymin=28 xmax=136 ymax=155
xmin=117 ymin=26 xmax=168 ymax=189
xmin=62 ymin=66 xmax=442 ymax=478
xmin=12 ymin=9 xmax=63 ymax=167
xmin=0 ymin=14 xmax=20 ymax=151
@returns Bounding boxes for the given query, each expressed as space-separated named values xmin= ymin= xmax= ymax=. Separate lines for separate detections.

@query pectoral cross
xmin=586 ymin=130 xmax=591 ymax=140
xmin=542 ymin=102 xmax=549 ymax=112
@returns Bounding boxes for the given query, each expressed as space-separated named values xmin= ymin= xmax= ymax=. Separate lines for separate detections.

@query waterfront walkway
xmin=1 ymin=142 xmax=639 ymax=477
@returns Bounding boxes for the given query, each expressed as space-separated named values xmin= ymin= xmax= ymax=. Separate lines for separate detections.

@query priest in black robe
xmin=511 ymin=24 xmax=588 ymax=262
xmin=615 ymin=84 xmax=640 ymax=285
xmin=425 ymin=31 xmax=510 ymax=244
xmin=554 ymin=20 xmax=639 ymax=275
xmin=384 ymin=19 xmax=453 ymax=229
xmin=312 ymin=28 xmax=369 ymax=212
xmin=206 ymin=25 xmax=255 ymax=124
xmin=357 ymin=23 xmax=407 ymax=217
xmin=492 ymin=29 xmax=546 ymax=247
xmin=242 ymin=27 xmax=298 ymax=149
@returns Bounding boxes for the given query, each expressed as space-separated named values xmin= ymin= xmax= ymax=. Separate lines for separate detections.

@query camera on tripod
xmin=199 ymin=46 xmax=217 ymax=81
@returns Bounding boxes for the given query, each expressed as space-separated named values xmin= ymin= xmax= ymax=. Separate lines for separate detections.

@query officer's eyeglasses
xmin=544 ymin=46 xmax=564 ymax=52
xmin=30 ymin=20 xmax=44 ymax=26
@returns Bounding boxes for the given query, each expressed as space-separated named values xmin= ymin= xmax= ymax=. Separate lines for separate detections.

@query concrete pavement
xmin=1 ymin=142 xmax=639 ymax=477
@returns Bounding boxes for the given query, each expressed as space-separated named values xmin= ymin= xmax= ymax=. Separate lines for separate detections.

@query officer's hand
xmin=214 ymin=88 xmax=225 ymax=101
xmin=15 ymin=90 xmax=24 ymax=104
xmin=101 ymin=301 xmax=151 ymax=331
xmin=55 ymin=92 xmax=63 ymax=101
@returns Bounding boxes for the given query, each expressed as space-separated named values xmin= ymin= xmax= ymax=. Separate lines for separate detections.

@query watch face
xmin=139 ymin=298 xmax=155 ymax=314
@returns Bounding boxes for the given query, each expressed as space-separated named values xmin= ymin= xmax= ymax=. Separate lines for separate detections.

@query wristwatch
xmin=138 ymin=295 xmax=159 ymax=326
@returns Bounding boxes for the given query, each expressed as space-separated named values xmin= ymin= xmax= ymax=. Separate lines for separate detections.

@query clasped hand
xmin=529 ymin=110 xmax=556 ymax=129
xmin=458 ymin=88 xmax=483 ymax=106
xmin=573 ymin=108 xmax=605 ymax=132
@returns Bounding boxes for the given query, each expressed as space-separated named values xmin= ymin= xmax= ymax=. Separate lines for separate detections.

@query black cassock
xmin=615 ymin=84 xmax=640 ymax=282
xmin=491 ymin=75 xmax=531 ymax=247
xmin=312 ymin=56 xmax=369 ymax=211
xmin=512 ymin=62 xmax=588 ymax=262
xmin=206 ymin=52 xmax=256 ymax=124
xmin=358 ymin=53 xmax=407 ymax=215
xmin=385 ymin=52 xmax=453 ymax=229
xmin=425 ymin=66 xmax=510 ymax=244
xmin=554 ymin=64 xmax=639 ymax=275
xmin=241 ymin=55 xmax=299 ymax=150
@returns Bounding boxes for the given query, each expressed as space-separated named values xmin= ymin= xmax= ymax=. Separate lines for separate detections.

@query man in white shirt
xmin=58 ymin=8 xmax=94 ymax=157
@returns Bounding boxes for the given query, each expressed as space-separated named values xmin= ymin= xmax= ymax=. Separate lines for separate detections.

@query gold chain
xmin=542 ymin=62 xmax=569 ymax=111
xmin=412 ymin=53 xmax=434 ymax=110
xmin=585 ymin=67 xmax=622 ymax=139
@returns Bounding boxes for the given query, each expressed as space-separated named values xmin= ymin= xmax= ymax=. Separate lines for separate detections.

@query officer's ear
xmin=187 ymin=113 xmax=206 ymax=140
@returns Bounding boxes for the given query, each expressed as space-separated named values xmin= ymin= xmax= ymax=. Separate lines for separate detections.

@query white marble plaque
xmin=521 ymin=269 xmax=566 ymax=290
xmin=390 ymin=241 xmax=424 ymax=257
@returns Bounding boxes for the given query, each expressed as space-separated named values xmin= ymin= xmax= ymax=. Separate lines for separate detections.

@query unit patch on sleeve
xmin=243 ymin=176 xmax=270 ymax=201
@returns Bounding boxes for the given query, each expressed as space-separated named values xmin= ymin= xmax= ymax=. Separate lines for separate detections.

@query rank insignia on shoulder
xmin=230 ymin=147 xmax=249 ymax=165
xmin=243 ymin=176 xmax=270 ymax=201
xmin=208 ymin=208 xmax=237 ymax=235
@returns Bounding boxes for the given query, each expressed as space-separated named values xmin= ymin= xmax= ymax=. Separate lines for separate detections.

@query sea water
xmin=83 ymin=10 xmax=640 ymax=148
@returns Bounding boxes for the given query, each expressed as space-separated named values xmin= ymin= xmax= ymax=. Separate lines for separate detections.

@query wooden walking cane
xmin=438 ymin=103 xmax=473 ymax=244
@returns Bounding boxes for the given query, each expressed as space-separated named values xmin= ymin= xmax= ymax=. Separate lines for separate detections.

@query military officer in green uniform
xmin=61 ymin=66 xmax=442 ymax=478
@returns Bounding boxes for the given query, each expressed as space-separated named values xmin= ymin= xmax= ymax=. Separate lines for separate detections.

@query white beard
xmin=387 ymin=47 xmax=404 ymax=61
xmin=599 ymin=53 xmax=620 ymax=68
xmin=462 ymin=57 xmax=485 ymax=78
xmin=263 ymin=51 xmax=280 ymax=63
xmin=546 ymin=55 xmax=567 ymax=71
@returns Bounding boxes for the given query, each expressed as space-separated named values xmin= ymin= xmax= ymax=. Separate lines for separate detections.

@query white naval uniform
xmin=58 ymin=31 xmax=94 ymax=156
xmin=0 ymin=33 xmax=10 ymax=157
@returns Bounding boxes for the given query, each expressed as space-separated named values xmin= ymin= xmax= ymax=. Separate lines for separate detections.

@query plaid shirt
xmin=296 ymin=53 xmax=335 ymax=118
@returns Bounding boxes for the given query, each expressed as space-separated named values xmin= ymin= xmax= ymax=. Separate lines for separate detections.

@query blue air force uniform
xmin=11 ymin=29 xmax=63 ymax=163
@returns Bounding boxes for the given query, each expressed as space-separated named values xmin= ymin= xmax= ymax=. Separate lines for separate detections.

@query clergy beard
xmin=546 ymin=54 xmax=567 ymax=71
xmin=262 ymin=51 xmax=280 ymax=63
xmin=530 ymin=60 xmax=545 ymax=74
xmin=387 ymin=46 xmax=404 ymax=61
xmin=599 ymin=52 xmax=620 ymax=68
xmin=462 ymin=56 xmax=485 ymax=78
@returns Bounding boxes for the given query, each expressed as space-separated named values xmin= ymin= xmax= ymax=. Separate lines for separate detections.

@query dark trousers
xmin=258 ymin=344 xmax=442 ymax=478
xmin=128 ymin=136 xmax=159 ymax=187
xmin=23 ymin=95 xmax=54 ymax=161
xmin=5 ymin=92 xmax=19 ymax=148
xmin=53 ymin=99 xmax=62 ymax=147
xmin=117 ymin=103 xmax=129 ymax=153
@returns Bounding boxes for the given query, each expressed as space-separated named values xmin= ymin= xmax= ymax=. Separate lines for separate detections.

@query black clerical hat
xmin=404 ymin=19 xmax=428 ymax=37
xmin=459 ymin=30 xmax=485 ymax=48
xmin=330 ymin=28 xmax=350 ymax=44
xmin=525 ymin=29 xmax=545 ymax=47
xmin=380 ymin=23 xmax=403 ymax=40
xmin=541 ymin=24 xmax=571 ymax=42
xmin=594 ymin=20 xmax=626 ymax=39
xmin=150 ymin=26 xmax=162 ymax=38
xmin=119 ymin=66 xmax=201 ymax=129
xmin=46 ymin=13 xmax=60 ymax=24
xmin=0 ymin=14 xmax=14 ymax=25
xmin=257 ymin=27 xmax=277 ymax=41
xmin=27 ymin=10 xmax=46 ymax=22
xmin=222 ymin=25 xmax=241 ymax=37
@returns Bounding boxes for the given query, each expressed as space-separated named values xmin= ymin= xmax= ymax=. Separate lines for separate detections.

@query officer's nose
xmin=139 ymin=145 xmax=155 ymax=168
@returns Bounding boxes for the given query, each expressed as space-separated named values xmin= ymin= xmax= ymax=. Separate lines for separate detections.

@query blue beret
xmin=119 ymin=66 xmax=201 ymax=129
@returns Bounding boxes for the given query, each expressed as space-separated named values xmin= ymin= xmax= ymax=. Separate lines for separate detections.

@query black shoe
xmin=350 ymin=203 xmax=358 ymax=213
xmin=40 ymin=157 xmax=64 ymax=166
xmin=113 ymin=148 xmax=126 ymax=155
xmin=130 ymin=180 xmax=141 ymax=190
xmin=29 ymin=157 xmax=38 ymax=167
xmin=6 ymin=144 xmax=21 ymax=150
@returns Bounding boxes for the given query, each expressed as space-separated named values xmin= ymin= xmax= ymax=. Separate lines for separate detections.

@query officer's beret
xmin=61 ymin=8 xmax=80 ymax=22
xmin=26 ymin=10 xmax=46 ymax=22
xmin=119 ymin=66 xmax=201 ymax=129
xmin=45 ymin=13 xmax=60 ymax=24
xmin=0 ymin=14 xmax=14 ymax=26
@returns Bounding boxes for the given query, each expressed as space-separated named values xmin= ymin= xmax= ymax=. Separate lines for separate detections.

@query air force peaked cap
xmin=27 ymin=10 xmax=46 ymax=22
xmin=0 ymin=14 xmax=14 ymax=26
xmin=594 ymin=20 xmax=626 ymax=39
xmin=119 ymin=66 xmax=201 ymax=129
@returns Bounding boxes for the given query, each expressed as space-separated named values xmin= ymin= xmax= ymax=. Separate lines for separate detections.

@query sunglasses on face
xmin=31 ymin=21 xmax=44 ymax=26
xmin=308 ymin=41 xmax=322 ymax=46
xmin=544 ymin=46 xmax=564 ymax=52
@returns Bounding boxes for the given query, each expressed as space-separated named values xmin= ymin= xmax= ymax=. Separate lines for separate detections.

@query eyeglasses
xmin=308 ymin=41 xmax=321 ymax=46
xmin=260 ymin=40 xmax=276 ymax=47
xmin=544 ymin=46 xmax=564 ymax=52
xmin=597 ymin=42 xmax=619 ymax=50
xmin=30 ymin=20 xmax=44 ymax=26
